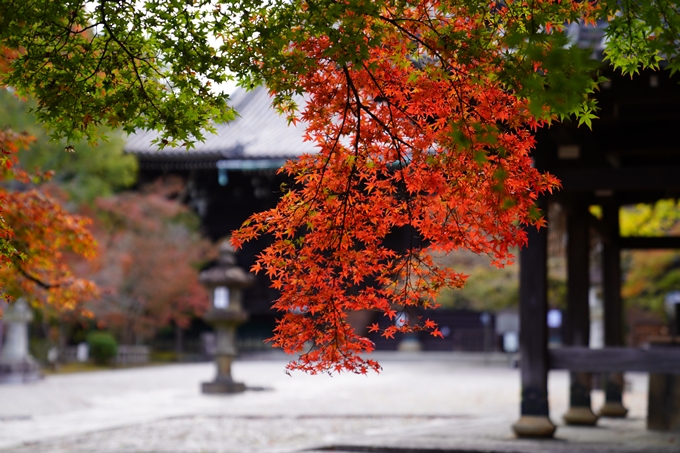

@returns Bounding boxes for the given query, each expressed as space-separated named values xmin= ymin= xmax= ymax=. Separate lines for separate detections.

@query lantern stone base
xmin=397 ymin=336 xmax=422 ymax=352
xmin=0 ymin=358 xmax=42 ymax=384
xmin=202 ymin=379 xmax=246 ymax=394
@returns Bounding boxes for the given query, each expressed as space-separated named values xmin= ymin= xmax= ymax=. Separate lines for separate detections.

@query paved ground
xmin=0 ymin=352 xmax=676 ymax=452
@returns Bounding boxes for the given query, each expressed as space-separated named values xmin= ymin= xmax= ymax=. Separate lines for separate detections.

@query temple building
xmin=513 ymin=65 xmax=680 ymax=436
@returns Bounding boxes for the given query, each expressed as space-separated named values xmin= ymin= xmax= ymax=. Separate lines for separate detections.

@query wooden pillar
xmin=563 ymin=202 xmax=598 ymax=425
xmin=512 ymin=198 xmax=556 ymax=438
xmin=600 ymin=203 xmax=629 ymax=417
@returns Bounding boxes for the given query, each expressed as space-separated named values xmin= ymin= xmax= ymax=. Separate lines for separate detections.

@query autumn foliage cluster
xmin=0 ymin=128 xmax=99 ymax=310
xmin=0 ymin=129 xmax=211 ymax=341
xmin=233 ymin=1 xmax=598 ymax=374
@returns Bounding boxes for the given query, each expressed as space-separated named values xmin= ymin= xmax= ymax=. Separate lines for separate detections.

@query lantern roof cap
xmin=200 ymin=239 xmax=254 ymax=288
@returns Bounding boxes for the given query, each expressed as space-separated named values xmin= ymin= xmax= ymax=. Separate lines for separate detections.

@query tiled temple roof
xmin=125 ymin=86 xmax=317 ymax=165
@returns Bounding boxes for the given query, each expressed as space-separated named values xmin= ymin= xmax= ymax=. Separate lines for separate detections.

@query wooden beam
xmin=553 ymin=166 xmax=680 ymax=192
xmin=549 ymin=347 xmax=680 ymax=374
xmin=620 ymin=236 xmax=680 ymax=249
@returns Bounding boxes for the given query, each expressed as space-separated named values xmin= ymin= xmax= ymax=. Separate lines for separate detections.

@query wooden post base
xmin=512 ymin=416 xmax=556 ymax=438
xmin=599 ymin=401 xmax=628 ymax=418
xmin=648 ymin=373 xmax=680 ymax=431
xmin=563 ymin=406 xmax=598 ymax=425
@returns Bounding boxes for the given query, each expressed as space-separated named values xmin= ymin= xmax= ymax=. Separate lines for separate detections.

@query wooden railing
xmin=548 ymin=347 xmax=680 ymax=374
xmin=60 ymin=345 xmax=150 ymax=365
xmin=115 ymin=346 xmax=150 ymax=365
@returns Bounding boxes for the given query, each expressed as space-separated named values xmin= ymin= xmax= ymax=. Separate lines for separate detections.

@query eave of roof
xmin=124 ymin=86 xmax=318 ymax=162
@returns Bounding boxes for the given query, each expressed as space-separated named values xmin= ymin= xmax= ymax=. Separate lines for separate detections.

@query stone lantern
xmin=200 ymin=239 xmax=254 ymax=394
xmin=0 ymin=298 xmax=42 ymax=384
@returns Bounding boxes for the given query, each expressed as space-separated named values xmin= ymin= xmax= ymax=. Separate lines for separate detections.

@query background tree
xmin=434 ymin=250 xmax=519 ymax=311
xmin=0 ymin=89 xmax=137 ymax=203
xmin=0 ymin=130 xmax=98 ymax=310
xmin=0 ymin=49 xmax=109 ymax=312
xmin=622 ymin=250 xmax=680 ymax=316
xmin=79 ymin=178 xmax=213 ymax=344
xmin=0 ymin=80 xmax=208 ymax=347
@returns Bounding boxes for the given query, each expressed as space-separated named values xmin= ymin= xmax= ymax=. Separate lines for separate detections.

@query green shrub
xmin=86 ymin=331 xmax=118 ymax=365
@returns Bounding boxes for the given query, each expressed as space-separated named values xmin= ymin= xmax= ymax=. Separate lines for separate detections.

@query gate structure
xmin=513 ymin=67 xmax=680 ymax=437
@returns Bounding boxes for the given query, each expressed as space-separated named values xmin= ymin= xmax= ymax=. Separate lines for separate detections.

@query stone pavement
xmin=0 ymin=352 xmax=675 ymax=453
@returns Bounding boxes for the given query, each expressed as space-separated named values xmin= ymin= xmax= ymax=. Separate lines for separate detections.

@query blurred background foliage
xmin=0 ymin=89 xmax=137 ymax=203
xmin=0 ymin=89 xmax=211 ymax=347
xmin=79 ymin=178 xmax=213 ymax=345
xmin=435 ymin=250 xmax=519 ymax=311
xmin=436 ymin=199 xmax=680 ymax=317
xmin=434 ymin=250 xmax=567 ymax=312
xmin=622 ymin=250 xmax=680 ymax=314
xmin=619 ymin=199 xmax=680 ymax=316
xmin=620 ymin=200 xmax=680 ymax=238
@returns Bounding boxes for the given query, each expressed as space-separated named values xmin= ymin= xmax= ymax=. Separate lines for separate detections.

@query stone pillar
xmin=0 ymin=299 xmax=41 ymax=384
xmin=563 ymin=202 xmax=598 ymax=426
xmin=600 ymin=203 xmax=628 ymax=417
xmin=200 ymin=240 xmax=254 ymax=394
xmin=513 ymin=198 xmax=556 ymax=438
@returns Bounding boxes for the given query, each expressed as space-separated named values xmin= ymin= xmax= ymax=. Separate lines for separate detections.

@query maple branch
xmin=377 ymin=11 xmax=483 ymax=145
xmin=17 ymin=265 xmax=68 ymax=290
xmin=335 ymin=66 xmax=361 ymax=248
xmin=355 ymin=64 xmax=423 ymax=310
xmin=344 ymin=61 xmax=438 ymax=313
xmin=360 ymin=62 xmax=423 ymax=132
xmin=99 ymin=0 xmax=163 ymax=118
xmin=303 ymin=81 xmax=354 ymax=217
xmin=377 ymin=13 xmax=465 ymax=78
xmin=341 ymin=68 xmax=417 ymax=155
xmin=341 ymin=66 xmax=431 ymax=326
xmin=77 ymin=35 xmax=111 ymax=84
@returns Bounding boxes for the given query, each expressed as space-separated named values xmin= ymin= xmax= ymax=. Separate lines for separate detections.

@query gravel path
xmin=0 ymin=352 xmax=656 ymax=453
xmin=9 ymin=415 xmax=464 ymax=453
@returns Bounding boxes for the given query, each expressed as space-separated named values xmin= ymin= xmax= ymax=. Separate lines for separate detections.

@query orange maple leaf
xmin=431 ymin=328 xmax=444 ymax=339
